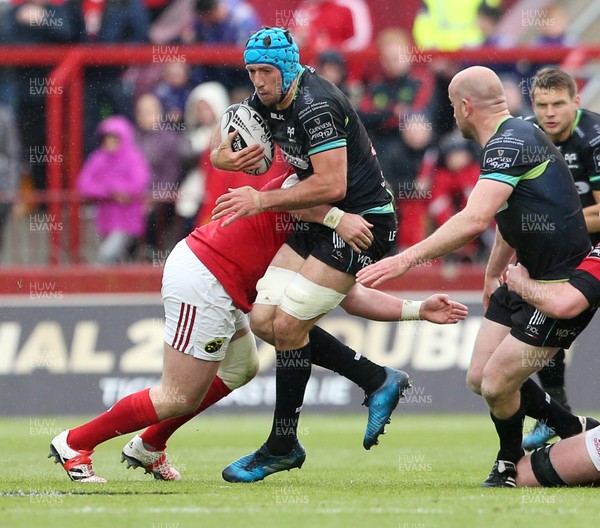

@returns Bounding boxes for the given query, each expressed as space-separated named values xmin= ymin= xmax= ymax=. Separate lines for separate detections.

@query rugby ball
xmin=220 ymin=103 xmax=275 ymax=175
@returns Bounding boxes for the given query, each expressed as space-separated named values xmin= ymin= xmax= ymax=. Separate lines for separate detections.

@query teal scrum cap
xmin=244 ymin=27 xmax=301 ymax=92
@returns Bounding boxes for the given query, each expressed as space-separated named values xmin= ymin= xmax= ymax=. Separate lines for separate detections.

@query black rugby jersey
xmin=480 ymin=116 xmax=590 ymax=280
xmin=527 ymin=109 xmax=600 ymax=244
xmin=246 ymin=66 xmax=393 ymax=214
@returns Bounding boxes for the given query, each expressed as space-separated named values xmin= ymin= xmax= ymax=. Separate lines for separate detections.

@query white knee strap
xmin=216 ymin=331 xmax=259 ymax=390
xmin=280 ymin=274 xmax=346 ymax=321
xmin=255 ymin=266 xmax=298 ymax=306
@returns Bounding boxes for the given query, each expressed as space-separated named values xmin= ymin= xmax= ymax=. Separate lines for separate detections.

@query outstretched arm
xmin=341 ymin=284 xmax=468 ymax=324
xmin=357 ymin=179 xmax=512 ymax=287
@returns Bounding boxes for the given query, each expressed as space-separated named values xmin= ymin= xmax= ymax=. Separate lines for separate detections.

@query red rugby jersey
xmin=185 ymin=175 xmax=290 ymax=313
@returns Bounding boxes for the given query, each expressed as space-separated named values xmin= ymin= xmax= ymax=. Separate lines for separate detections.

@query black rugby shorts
xmin=485 ymin=283 xmax=596 ymax=348
xmin=285 ymin=212 xmax=397 ymax=276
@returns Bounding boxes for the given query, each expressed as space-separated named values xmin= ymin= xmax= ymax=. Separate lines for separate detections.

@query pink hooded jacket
xmin=77 ymin=116 xmax=151 ymax=237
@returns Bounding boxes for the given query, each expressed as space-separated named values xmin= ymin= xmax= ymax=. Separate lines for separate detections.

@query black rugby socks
xmin=491 ymin=404 xmax=525 ymax=463
xmin=309 ymin=326 xmax=386 ymax=394
xmin=265 ymin=343 xmax=312 ymax=455
xmin=536 ymin=349 xmax=570 ymax=410
xmin=520 ymin=378 xmax=581 ymax=438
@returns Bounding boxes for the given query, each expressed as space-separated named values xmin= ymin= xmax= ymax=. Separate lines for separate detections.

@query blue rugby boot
xmin=222 ymin=440 xmax=306 ymax=483
xmin=522 ymin=421 xmax=557 ymax=451
xmin=363 ymin=367 xmax=411 ymax=450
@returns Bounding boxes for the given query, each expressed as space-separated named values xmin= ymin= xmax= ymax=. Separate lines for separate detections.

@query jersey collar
xmin=570 ymin=109 xmax=582 ymax=135
xmin=494 ymin=115 xmax=513 ymax=133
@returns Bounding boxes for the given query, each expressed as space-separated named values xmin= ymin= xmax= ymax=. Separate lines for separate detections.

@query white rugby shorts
xmin=162 ymin=240 xmax=248 ymax=361
xmin=585 ymin=425 xmax=600 ymax=472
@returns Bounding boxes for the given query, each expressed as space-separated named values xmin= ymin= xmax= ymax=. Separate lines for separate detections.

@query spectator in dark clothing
xmin=395 ymin=111 xmax=434 ymax=249
xmin=316 ymin=49 xmax=361 ymax=105
xmin=134 ymin=92 xmax=184 ymax=254
xmin=152 ymin=61 xmax=195 ymax=125
xmin=68 ymin=0 xmax=150 ymax=155
xmin=0 ymin=105 xmax=21 ymax=250
xmin=426 ymin=131 xmax=491 ymax=263
xmin=4 ymin=1 xmax=75 ymax=190
xmin=182 ymin=0 xmax=261 ymax=91
xmin=358 ymin=28 xmax=437 ymax=200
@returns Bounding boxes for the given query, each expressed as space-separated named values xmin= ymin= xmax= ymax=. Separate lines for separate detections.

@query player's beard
xmin=459 ymin=124 xmax=476 ymax=141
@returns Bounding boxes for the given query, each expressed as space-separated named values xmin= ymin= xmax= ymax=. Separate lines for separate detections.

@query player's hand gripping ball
xmin=220 ymin=103 xmax=275 ymax=175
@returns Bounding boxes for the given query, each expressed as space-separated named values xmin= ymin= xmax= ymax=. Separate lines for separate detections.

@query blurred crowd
xmin=0 ymin=0 xmax=578 ymax=264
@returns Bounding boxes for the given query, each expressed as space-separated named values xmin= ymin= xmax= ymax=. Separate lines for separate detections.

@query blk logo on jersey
xmin=483 ymin=147 xmax=519 ymax=170
xmin=303 ymin=112 xmax=338 ymax=146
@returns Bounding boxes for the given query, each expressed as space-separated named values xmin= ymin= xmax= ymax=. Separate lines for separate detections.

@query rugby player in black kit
xmin=358 ymin=66 xmax=599 ymax=487
xmin=522 ymin=67 xmax=600 ymax=450
xmin=210 ymin=27 xmax=409 ymax=482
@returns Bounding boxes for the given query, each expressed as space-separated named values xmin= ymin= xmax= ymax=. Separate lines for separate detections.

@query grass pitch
xmin=1 ymin=413 xmax=597 ymax=528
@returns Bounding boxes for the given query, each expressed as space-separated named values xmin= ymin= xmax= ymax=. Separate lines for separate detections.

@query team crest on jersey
xmin=204 ymin=338 xmax=224 ymax=353
xmin=303 ymin=93 xmax=314 ymax=105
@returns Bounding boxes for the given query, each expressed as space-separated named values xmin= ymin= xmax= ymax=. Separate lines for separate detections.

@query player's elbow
xmin=469 ymin=217 xmax=490 ymax=238
xmin=457 ymin=209 xmax=491 ymax=239
xmin=546 ymin=300 xmax=584 ymax=320
xmin=324 ymin=185 xmax=346 ymax=203
xmin=209 ymin=149 xmax=222 ymax=169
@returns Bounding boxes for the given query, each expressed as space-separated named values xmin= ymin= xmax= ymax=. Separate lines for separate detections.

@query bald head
xmin=448 ymin=66 xmax=510 ymax=144
xmin=449 ymin=66 xmax=507 ymax=110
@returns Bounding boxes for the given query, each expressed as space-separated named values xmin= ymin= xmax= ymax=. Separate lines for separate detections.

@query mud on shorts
xmin=485 ymin=283 xmax=596 ymax=348
xmin=285 ymin=212 xmax=397 ymax=276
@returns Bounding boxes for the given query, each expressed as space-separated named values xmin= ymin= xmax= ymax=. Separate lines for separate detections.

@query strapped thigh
xmin=279 ymin=274 xmax=346 ymax=321
xmin=530 ymin=444 xmax=568 ymax=487
xmin=255 ymin=266 xmax=298 ymax=306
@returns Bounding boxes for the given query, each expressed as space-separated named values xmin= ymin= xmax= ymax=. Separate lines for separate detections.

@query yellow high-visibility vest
xmin=413 ymin=0 xmax=501 ymax=50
